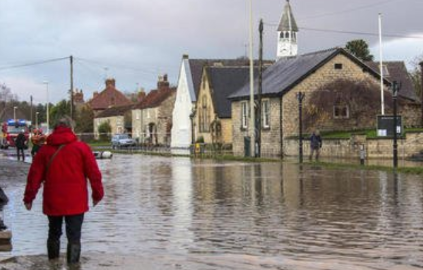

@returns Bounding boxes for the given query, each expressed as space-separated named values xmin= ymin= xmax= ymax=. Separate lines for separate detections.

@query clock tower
xmin=277 ymin=0 xmax=299 ymax=60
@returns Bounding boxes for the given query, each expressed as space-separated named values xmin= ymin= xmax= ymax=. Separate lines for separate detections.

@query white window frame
xmin=241 ymin=101 xmax=248 ymax=129
xmin=262 ymin=99 xmax=270 ymax=128
xmin=333 ymin=104 xmax=349 ymax=119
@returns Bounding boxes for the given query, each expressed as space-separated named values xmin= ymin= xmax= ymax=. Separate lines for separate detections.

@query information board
xmin=377 ymin=115 xmax=402 ymax=137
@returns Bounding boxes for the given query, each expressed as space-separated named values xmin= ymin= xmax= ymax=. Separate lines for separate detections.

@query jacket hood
xmin=46 ymin=126 xmax=78 ymax=146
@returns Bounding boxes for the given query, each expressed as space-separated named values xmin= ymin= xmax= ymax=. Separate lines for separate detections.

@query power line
xmin=297 ymin=0 xmax=399 ymax=21
xmin=74 ymin=57 xmax=161 ymax=75
xmin=0 ymin=57 xmax=69 ymax=71
xmin=264 ymin=22 xmax=423 ymax=40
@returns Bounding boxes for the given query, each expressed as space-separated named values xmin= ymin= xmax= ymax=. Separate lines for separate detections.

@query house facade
xmin=230 ymin=48 xmax=421 ymax=158
xmin=170 ymin=55 xmax=273 ymax=148
xmin=132 ymin=75 xmax=176 ymax=145
xmin=93 ymin=104 xmax=133 ymax=139
xmin=194 ymin=66 xmax=254 ymax=145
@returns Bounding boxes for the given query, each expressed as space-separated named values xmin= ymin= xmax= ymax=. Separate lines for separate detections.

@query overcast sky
xmin=1 ymin=0 xmax=422 ymax=104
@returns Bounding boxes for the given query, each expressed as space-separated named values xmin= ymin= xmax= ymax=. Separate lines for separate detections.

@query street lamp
xmin=36 ymin=112 xmax=39 ymax=129
xmin=13 ymin=106 xmax=17 ymax=121
xmin=296 ymin=92 xmax=305 ymax=163
xmin=43 ymin=81 xmax=49 ymax=134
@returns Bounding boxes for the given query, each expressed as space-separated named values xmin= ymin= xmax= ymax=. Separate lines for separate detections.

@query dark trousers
xmin=16 ymin=147 xmax=25 ymax=161
xmin=48 ymin=214 xmax=84 ymax=244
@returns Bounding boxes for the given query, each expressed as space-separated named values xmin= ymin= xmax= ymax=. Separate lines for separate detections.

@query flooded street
xmin=1 ymin=153 xmax=423 ymax=269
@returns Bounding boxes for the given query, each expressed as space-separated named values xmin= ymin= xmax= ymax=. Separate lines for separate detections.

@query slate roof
xmin=206 ymin=67 xmax=258 ymax=119
xmin=365 ymin=61 xmax=419 ymax=102
xmin=230 ymin=47 xmax=391 ymax=100
xmin=188 ymin=59 xmax=274 ymax=100
xmin=95 ymin=104 xmax=134 ymax=118
xmin=88 ymin=81 xmax=132 ymax=110
xmin=277 ymin=0 xmax=298 ymax=32
xmin=133 ymin=87 xmax=176 ymax=110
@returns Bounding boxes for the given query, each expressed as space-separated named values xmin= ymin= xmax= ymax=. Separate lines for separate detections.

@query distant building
xmin=93 ymin=104 xmax=134 ymax=139
xmin=88 ymin=78 xmax=132 ymax=116
xmin=132 ymin=75 xmax=176 ymax=145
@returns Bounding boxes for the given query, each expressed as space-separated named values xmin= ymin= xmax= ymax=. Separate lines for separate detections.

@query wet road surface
xmin=1 ymin=151 xmax=423 ymax=269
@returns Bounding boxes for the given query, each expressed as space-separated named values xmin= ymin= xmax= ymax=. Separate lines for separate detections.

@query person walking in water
xmin=23 ymin=116 xmax=104 ymax=265
xmin=309 ymin=130 xmax=322 ymax=161
xmin=15 ymin=129 xmax=27 ymax=162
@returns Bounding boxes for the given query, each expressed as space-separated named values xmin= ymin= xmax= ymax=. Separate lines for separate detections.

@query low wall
xmin=283 ymin=132 xmax=423 ymax=159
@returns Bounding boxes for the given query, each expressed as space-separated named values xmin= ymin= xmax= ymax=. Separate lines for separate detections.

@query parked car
xmin=111 ymin=134 xmax=136 ymax=149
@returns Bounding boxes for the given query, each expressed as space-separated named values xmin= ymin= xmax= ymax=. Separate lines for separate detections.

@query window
xmin=262 ymin=100 xmax=270 ymax=128
xmin=200 ymin=95 xmax=209 ymax=132
xmin=333 ymin=105 xmax=349 ymax=119
xmin=334 ymin=63 xmax=343 ymax=70
xmin=136 ymin=111 xmax=140 ymax=120
xmin=241 ymin=101 xmax=248 ymax=129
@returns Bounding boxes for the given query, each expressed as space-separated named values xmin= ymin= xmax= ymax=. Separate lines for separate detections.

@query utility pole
xmin=30 ymin=95 xmax=33 ymax=129
xmin=257 ymin=19 xmax=264 ymax=158
xmin=70 ymin=55 xmax=74 ymax=121
xmin=296 ymin=92 xmax=305 ymax=163
xmin=248 ymin=0 xmax=255 ymax=157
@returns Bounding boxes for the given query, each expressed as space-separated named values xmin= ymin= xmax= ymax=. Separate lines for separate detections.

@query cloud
xmin=1 ymin=0 xmax=423 ymax=103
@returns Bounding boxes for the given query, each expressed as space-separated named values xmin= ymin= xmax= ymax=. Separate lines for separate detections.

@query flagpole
xmin=379 ymin=13 xmax=384 ymax=115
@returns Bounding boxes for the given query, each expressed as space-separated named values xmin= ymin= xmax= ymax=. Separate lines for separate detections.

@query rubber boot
xmin=67 ymin=243 xmax=81 ymax=264
xmin=47 ymin=239 xmax=60 ymax=260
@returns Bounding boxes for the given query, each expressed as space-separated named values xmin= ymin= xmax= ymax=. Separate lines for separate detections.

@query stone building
xmin=194 ymin=66 xmax=254 ymax=145
xmin=229 ymin=47 xmax=421 ymax=158
xmin=93 ymin=104 xmax=134 ymax=139
xmin=132 ymin=75 xmax=176 ymax=145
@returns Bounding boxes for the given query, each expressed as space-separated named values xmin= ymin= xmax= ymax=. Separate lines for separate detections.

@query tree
xmin=97 ymin=121 xmax=111 ymax=141
xmin=409 ymin=55 xmax=423 ymax=99
xmin=345 ymin=39 xmax=374 ymax=61
xmin=49 ymin=99 xmax=70 ymax=127
xmin=75 ymin=105 xmax=94 ymax=133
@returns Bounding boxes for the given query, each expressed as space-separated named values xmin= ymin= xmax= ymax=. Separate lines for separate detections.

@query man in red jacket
xmin=23 ymin=116 xmax=104 ymax=264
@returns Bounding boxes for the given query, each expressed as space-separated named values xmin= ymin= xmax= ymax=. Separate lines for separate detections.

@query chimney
xmin=182 ymin=54 xmax=189 ymax=59
xmin=93 ymin=91 xmax=99 ymax=99
xmin=105 ymin=78 xmax=116 ymax=88
xmin=137 ymin=91 xmax=146 ymax=102
xmin=157 ymin=74 xmax=169 ymax=90
xmin=420 ymin=62 xmax=423 ymax=126
xmin=73 ymin=89 xmax=84 ymax=103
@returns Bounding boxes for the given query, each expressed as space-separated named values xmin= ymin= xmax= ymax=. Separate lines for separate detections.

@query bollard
xmin=359 ymin=144 xmax=366 ymax=165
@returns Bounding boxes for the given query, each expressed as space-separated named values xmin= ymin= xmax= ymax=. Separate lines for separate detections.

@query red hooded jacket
xmin=23 ymin=126 xmax=104 ymax=216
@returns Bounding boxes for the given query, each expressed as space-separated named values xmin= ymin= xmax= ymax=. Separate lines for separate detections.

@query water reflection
xmin=2 ymin=154 xmax=423 ymax=269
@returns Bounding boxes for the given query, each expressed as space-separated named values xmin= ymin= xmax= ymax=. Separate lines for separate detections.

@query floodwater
xmin=2 ymin=153 xmax=423 ymax=269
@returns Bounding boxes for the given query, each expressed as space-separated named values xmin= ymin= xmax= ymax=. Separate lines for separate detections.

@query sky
xmin=1 ymin=0 xmax=422 ymax=104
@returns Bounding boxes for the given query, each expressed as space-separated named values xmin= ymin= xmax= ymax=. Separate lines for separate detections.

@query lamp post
xmin=43 ymin=81 xmax=49 ymax=134
xmin=392 ymin=81 xmax=400 ymax=168
xmin=13 ymin=106 xmax=17 ymax=122
xmin=36 ymin=112 xmax=39 ymax=129
xmin=296 ymin=92 xmax=305 ymax=163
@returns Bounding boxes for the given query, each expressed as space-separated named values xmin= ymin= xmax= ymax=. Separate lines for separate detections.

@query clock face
xmin=279 ymin=43 xmax=290 ymax=54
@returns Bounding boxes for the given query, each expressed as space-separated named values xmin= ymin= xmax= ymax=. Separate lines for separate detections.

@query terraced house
xmin=132 ymin=75 xmax=176 ymax=146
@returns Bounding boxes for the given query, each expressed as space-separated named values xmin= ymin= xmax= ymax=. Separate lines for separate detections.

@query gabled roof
xmin=133 ymin=87 xmax=176 ymax=110
xmin=95 ymin=104 xmax=134 ymax=118
xmin=230 ymin=47 xmax=391 ymax=100
xmin=206 ymin=67 xmax=258 ymax=118
xmin=187 ymin=59 xmax=274 ymax=100
xmin=365 ymin=61 xmax=419 ymax=102
xmin=88 ymin=80 xmax=132 ymax=110
xmin=278 ymin=0 xmax=298 ymax=32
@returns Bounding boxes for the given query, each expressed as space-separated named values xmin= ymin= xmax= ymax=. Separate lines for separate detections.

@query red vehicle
xmin=1 ymin=119 xmax=30 ymax=149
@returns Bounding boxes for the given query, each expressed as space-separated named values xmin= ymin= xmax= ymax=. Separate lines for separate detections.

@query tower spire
xmin=276 ymin=0 xmax=299 ymax=59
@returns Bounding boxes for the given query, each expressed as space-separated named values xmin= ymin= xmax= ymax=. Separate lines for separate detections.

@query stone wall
xmin=284 ymin=132 xmax=423 ymax=159
xmin=157 ymin=93 xmax=176 ymax=145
